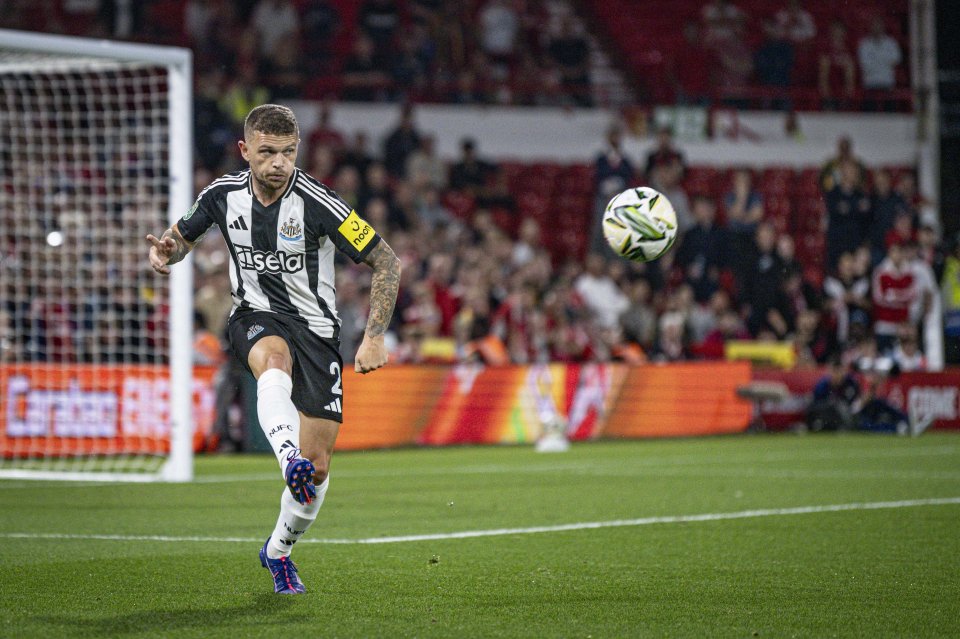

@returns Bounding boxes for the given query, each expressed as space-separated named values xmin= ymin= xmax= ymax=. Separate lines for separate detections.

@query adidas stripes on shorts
xmin=228 ymin=309 xmax=344 ymax=422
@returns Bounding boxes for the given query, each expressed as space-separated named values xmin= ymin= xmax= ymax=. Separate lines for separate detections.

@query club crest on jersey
xmin=279 ymin=218 xmax=302 ymax=242
xmin=236 ymin=244 xmax=304 ymax=274
xmin=247 ymin=324 xmax=265 ymax=340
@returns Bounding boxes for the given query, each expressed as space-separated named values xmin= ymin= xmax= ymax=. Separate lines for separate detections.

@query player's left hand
xmin=355 ymin=334 xmax=388 ymax=374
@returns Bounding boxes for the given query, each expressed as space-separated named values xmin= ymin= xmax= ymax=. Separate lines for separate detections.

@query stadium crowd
xmin=0 ymin=0 xmax=908 ymax=110
xmin=183 ymin=109 xmax=955 ymax=373
xmin=0 ymin=0 xmax=945 ymax=373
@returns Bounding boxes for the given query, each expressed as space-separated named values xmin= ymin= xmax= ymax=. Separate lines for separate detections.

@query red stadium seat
xmin=442 ymin=191 xmax=476 ymax=220
xmin=560 ymin=164 xmax=595 ymax=196
xmin=793 ymin=199 xmax=825 ymax=233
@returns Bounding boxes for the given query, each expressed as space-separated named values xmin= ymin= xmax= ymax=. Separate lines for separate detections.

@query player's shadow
xmin=37 ymin=594 xmax=296 ymax=635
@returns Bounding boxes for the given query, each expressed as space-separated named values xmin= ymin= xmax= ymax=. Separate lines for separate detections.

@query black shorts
xmin=227 ymin=309 xmax=344 ymax=422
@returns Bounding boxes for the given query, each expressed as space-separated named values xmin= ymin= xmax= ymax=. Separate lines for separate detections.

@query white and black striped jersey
xmin=176 ymin=168 xmax=381 ymax=340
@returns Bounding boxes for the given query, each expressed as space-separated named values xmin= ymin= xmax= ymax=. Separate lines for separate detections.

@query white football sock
xmin=267 ymin=476 xmax=330 ymax=559
xmin=257 ymin=368 xmax=302 ymax=475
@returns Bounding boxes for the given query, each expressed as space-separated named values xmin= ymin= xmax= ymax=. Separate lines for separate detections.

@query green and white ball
xmin=602 ymin=186 xmax=678 ymax=263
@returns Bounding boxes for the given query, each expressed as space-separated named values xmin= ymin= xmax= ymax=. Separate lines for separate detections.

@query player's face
xmin=240 ymin=131 xmax=299 ymax=192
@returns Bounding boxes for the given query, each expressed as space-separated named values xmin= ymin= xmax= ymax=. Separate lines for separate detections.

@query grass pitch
xmin=1 ymin=433 xmax=959 ymax=638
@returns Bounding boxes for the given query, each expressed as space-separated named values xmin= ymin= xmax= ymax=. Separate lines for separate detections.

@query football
xmin=602 ymin=186 xmax=678 ymax=262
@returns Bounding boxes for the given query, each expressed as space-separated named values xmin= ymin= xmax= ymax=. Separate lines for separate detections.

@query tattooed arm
xmin=355 ymin=239 xmax=401 ymax=373
xmin=145 ymin=226 xmax=195 ymax=275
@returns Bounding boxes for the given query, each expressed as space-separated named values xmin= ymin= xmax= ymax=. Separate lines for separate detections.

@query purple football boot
xmin=260 ymin=537 xmax=306 ymax=594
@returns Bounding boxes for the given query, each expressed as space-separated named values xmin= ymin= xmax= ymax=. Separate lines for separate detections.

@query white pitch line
xmin=2 ymin=497 xmax=958 ymax=546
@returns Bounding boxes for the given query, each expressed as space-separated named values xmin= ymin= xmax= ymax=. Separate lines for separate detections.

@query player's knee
xmin=301 ymin=447 xmax=330 ymax=483
xmin=264 ymin=352 xmax=292 ymax=374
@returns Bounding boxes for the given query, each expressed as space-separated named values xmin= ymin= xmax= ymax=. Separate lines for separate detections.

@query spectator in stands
xmin=818 ymin=20 xmax=856 ymax=110
xmin=218 ymin=62 xmax=270 ymax=129
xmin=677 ymin=195 xmax=726 ymax=303
xmin=308 ymin=102 xmax=346 ymax=152
xmin=820 ymin=136 xmax=866 ymax=191
xmin=868 ymin=168 xmax=911 ymax=265
xmin=333 ymin=165 xmax=362 ymax=212
xmin=250 ymin=0 xmax=300 ymax=63
xmin=620 ymin=278 xmax=657 ymax=351
xmin=669 ymin=21 xmax=713 ymax=106
xmin=825 ymin=159 xmax=871 ymax=271
xmin=359 ymin=162 xmax=392 ymax=210
xmin=392 ymin=26 xmax=430 ymax=100
xmin=406 ymin=135 xmax=447 ymax=191
xmin=697 ymin=307 xmax=750 ymax=360
xmin=774 ymin=0 xmax=816 ymax=45
xmin=358 ymin=0 xmax=400 ymax=52
xmin=917 ymin=222 xmax=946 ymax=283
xmin=776 ymin=234 xmax=800 ymax=275
xmin=806 ymin=355 xmax=860 ymax=431
xmin=339 ymin=131 xmax=374 ymax=176
xmin=479 ymin=0 xmax=520 ymax=74
xmin=449 ymin=138 xmax=496 ymax=194
xmin=193 ymin=69 xmax=232 ymax=171
xmin=858 ymin=16 xmax=903 ymax=111
xmin=794 ymin=307 xmax=834 ymax=366
xmin=301 ymin=1 xmax=341 ymax=70
xmin=941 ymin=236 xmax=960 ymax=364
xmin=595 ymin=125 xmax=635 ymax=199
xmin=644 ymin=126 xmax=685 ymax=181
xmin=711 ymin=19 xmax=754 ymax=107
xmin=388 ymin=181 xmax=419 ymax=232
xmin=306 ymin=143 xmax=336 ymax=184
xmin=909 ymin=239 xmax=938 ymax=349
xmin=700 ymin=0 xmax=746 ymax=47
xmin=383 ymin=104 xmax=422 ymax=178
xmin=416 ymin=186 xmax=458 ymax=233
xmin=591 ymin=124 xmax=635 ymax=254
xmin=653 ymin=311 xmax=689 ymax=362
xmin=892 ymin=323 xmax=926 ymax=371
xmin=185 ymin=0 xmax=218 ymax=46
xmin=884 ymin=211 xmax=916 ymax=254
xmin=742 ymin=222 xmax=784 ymax=336
xmin=894 ymin=171 xmax=926 ymax=224
xmin=575 ymin=254 xmax=630 ymax=331
xmin=872 ymin=238 xmax=918 ymax=353
xmin=754 ymin=18 xmax=794 ymax=105
xmin=341 ymin=34 xmax=391 ymax=102
xmin=97 ymin=0 xmax=144 ymax=39
xmin=824 ymin=251 xmax=871 ymax=346
xmin=775 ymin=266 xmax=822 ymax=340
xmin=724 ymin=169 xmax=764 ymax=236
xmin=547 ymin=16 xmax=591 ymax=107
xmin=260 ymin=35 xmax=306 ymax=99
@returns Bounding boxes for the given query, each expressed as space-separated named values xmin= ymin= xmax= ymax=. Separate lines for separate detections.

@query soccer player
xmin=146 ymin=104 xmax=400 ymax=594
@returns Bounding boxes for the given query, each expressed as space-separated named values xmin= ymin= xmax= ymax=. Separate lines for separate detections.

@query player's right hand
xmin=146 ymin=233 xmax=176 ymax=275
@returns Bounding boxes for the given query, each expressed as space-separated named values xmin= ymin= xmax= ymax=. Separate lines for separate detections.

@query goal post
xmin=0 ymin=29 xmax=194 ymax=482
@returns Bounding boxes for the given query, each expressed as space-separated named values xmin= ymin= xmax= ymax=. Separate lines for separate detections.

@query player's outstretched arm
xmin=145 ymin=225 xmax=194 ymax=275
xmin=355 ymin=240 xmax=401 ymax=374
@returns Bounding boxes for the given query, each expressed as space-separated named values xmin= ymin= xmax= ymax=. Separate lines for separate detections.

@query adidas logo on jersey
xmin=247 ymin=324 xmax=265 ymax=340
xmin=228 ymin=216 xmax=248 ymax=231
xmin=323 ymin=398 xmax=342 ymax=413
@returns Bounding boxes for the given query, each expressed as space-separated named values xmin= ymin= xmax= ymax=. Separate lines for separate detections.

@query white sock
xmin=267 ymin=476 xmax=330 ymax=559
xmin=257 ymin=368 xmax=302 ymax=475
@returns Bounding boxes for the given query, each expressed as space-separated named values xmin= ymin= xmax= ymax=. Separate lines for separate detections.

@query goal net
xmin=0 ymin=30 xmax=194 ymax=482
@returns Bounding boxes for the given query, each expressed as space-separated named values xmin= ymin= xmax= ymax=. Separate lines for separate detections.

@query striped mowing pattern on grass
xmin=3 ymin=497 xmax=958 ymax=545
